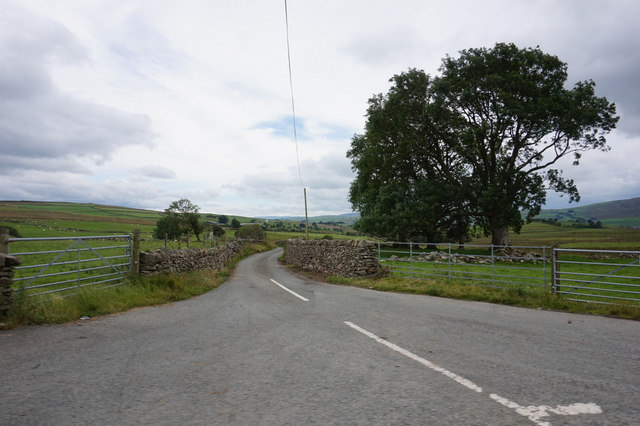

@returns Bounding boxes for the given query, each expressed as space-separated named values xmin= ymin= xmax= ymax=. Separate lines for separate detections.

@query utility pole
xmin=304 ymin=188 xmax=309 ymax=240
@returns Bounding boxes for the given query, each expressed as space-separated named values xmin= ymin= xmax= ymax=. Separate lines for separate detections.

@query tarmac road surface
xmin=1 ymin=248 xmax=639 ymax=425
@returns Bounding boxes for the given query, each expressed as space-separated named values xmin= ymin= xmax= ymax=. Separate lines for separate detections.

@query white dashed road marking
xmin=345 ymin=321 xmax=603 ymax=425
xmin=344 ymin=321 xmax=482 ymax=392
xmin=270 ymin=278 xmax=309 ymax=302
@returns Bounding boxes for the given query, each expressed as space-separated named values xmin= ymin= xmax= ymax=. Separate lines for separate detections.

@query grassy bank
xmin=288 ymin=267 xmax=639 ymax=320
xmin=2 ymin=242 xmax=272 ymax=329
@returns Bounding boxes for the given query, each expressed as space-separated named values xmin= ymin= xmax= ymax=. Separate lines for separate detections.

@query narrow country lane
xmin=1 ymin=248 xmax=638 ymax=425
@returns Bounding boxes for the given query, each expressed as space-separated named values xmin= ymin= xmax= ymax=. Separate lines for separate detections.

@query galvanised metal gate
xmin=8 ymin=235 xmax=132 ymax=298
xmin=377 ymin=242 xmax=640 ymax=305
xmin=552 ymin=248 xmax=640 ymax=305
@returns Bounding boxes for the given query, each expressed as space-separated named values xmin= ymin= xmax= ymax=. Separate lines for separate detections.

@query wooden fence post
xmin=551 ymin=244 xmax=559 ymax=294
xmin=132 ymin=229 xmax=141 ymax=276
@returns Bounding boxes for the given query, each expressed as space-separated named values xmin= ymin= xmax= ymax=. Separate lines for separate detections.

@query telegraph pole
xmin=304 ymin=188 xmax=309 ymax=239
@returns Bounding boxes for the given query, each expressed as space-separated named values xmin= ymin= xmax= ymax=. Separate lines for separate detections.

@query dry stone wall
xmin=139 ymin=240 xmax=247 ymax=275
xmin=0 ymin=253 xmax=21 ymax=318
xmin=285 ymin=239 xmax=383 ymax=278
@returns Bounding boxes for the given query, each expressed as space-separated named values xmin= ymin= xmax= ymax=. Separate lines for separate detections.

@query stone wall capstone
xmin=139 ymin=240 xmax=248 ymax=275
xmin=0 ymin=253 xmax=21 ymax=318
xmin=284 ymin=239 xmax=383 ymax=278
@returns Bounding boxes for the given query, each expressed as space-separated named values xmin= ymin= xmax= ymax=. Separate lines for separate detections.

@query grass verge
xmin=1 ymin=242 xmax=273 ymax=329
xmin=287 ymin=265 xmax=640 ymax=320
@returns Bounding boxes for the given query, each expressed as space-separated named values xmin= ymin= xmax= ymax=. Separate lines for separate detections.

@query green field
xmin=3 ymin=200 xmax=640 ymax=246
xmin=0 ymin=202 xmax=359 ymax=300
xmin=473 ymin=221 xmax=640 ymax=250
xmin=2 ymin=201 xmax=639 ymax=324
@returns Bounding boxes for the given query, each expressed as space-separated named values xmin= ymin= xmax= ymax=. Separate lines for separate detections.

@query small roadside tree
xmin=153 ymin=198 xmax=203 ymax=241
xmin=210 ymin=224 xmax=225 ymax=237
xmin=236 ymin=224 xmax=266 ymax=240
xmin=153 ymin=215 xmax=183 ymax=240
xmin=231 ymin=218 xmax=241 ymax=229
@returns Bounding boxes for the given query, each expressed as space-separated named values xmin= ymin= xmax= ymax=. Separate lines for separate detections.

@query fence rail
xmin=7 ymin=235 xmax=133 ymax=298
xmin=377 ymin=242 xmax=549 ymax=291
xmin=552 ymin=248 xmax=640 ymax=305
xmin=378 ymin=242 xmax=640 ymax=305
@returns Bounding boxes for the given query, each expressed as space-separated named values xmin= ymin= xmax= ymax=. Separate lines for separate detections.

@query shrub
xmin=210 ymin=224 xmax=225 ymax=237
xmin=152 ymin=215 xmax=182 ymax=239
xmin=236 ymin=224 xmax=265 ymax=240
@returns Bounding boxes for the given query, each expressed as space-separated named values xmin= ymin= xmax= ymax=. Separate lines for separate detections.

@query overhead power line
xmin=284 ymin=0 xmax=304 ymax=190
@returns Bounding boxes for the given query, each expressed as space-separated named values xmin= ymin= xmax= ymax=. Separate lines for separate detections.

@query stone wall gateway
xmin=284 ymin=239 xmax=383 ymax=278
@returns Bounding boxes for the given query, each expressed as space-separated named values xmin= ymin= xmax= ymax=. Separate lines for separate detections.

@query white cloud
xmin=0 ymin=1 xmax=153 ymax=177
xmin=1 ymin=0 xmax=638 ymax=216
xmin=133 ymin=165 xmax=176 ymax=180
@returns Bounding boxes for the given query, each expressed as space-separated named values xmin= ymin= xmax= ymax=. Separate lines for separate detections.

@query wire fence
xmin=377 ymin=242 xmax=550 ymax=291
xmin=377 ymin=242 xmax=640 ymax=305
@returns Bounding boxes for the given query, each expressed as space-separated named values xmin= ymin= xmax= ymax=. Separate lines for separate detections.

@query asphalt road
xmin=1 ymin=248 xmax=639 ymax=425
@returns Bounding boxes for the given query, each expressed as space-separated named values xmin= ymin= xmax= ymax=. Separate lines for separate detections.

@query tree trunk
xmin=491 ymin=225 xmax=510 ymax=246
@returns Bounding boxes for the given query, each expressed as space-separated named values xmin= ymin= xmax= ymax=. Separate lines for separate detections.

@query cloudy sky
xmin=1 ymin=0 xmax=638 ymax=217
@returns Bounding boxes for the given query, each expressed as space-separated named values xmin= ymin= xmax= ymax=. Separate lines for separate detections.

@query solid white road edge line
xmin=344 ymin=321 xmax=603 ymax=425
xmin=344 ymin=321 xmax=482 ymax=393
xmin=269 ymin=278 xmax=309 ymax=302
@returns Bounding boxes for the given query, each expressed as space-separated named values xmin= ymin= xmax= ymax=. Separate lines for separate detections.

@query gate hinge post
xmin=132 ymin=229 xmax=141 ymax=276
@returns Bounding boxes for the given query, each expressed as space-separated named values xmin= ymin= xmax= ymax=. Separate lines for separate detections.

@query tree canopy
xmin=236 ymin=224 xmax=266 ymax=240
xmin=348 ymin=43 xmax=619 ymax=245
xmin=348 ymin=70 xmax=458 ymax=242
xmin=153 ymin=198 xmax=203 ymax=241
xmin=210 ymin=223 xmax=225 ymax=238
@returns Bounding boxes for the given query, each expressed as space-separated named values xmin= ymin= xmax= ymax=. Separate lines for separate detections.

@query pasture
xmin=1 ymin=201 xmax=639 ymax=325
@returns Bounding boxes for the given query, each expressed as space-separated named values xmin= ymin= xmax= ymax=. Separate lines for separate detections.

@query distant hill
xmin=535 ymin=197 xmax=640 ymax=227
xmin=259 ymin=212 xmax=359 ymax=225
xmin=0 ymin=201 xmax=258 ymax=226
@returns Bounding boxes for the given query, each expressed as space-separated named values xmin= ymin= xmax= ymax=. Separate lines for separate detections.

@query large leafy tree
xmin=348 ymin=69 xmax=465 ymax=242
xmin=348 ymin=43 xmax=618 ymax=246
xmin=434 ymin=43 xmax=618 ymax=244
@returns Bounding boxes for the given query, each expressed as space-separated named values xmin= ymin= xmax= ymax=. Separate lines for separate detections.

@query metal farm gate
xmin=6 ymin=235 xmax=133 ymax=298
xmin=552 ymin=248 xmax=640 ymax=305
xmin=377 ymin=242 xmax=640 ymax=306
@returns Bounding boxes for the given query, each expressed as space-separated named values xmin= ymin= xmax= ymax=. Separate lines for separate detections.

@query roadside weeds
xmin=283 ymin=263 xmax=640 ymax=321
